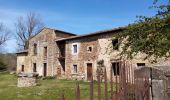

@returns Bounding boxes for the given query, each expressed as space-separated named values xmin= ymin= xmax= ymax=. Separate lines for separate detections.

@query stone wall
xmin=17 ymin=28 xmax=75 ymax=77
xmin=17 ymin=77 xmax=37 ymax=87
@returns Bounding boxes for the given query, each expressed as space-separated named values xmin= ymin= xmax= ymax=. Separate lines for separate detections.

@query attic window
xmin=87 ymin=46 xmax=93 ymax=52
xmin=112 ymin=39 xmax=119 ymax=50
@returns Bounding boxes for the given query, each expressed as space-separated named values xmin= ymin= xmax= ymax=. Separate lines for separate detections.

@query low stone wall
xmin=71 ymin=74 xmax=85 ymax=80
xmin=17 ymin=77 xmax=37 ymax=87
xmin=17 ymin=73 xmax=38 ymax=87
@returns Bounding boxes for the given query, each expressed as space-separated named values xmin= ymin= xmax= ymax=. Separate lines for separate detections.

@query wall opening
xmin=33 ymin=63 xmax=37 ymax=72
xmin=43 ymin=63 xmax=47 ymax=77
xmin=21 ymin=65 xmax=24 ymax=72
xmin=112 ymin=62 xmax=120 ymax=76
xmin=73 ymin=64 xmax=78 ymax=73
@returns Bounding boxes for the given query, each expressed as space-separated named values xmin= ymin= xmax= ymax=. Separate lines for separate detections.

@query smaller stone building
xmin=16 ymin=28 xmax=76 ymax=77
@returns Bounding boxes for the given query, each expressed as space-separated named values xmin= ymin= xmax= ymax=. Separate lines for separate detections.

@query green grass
xmin=0 ymin=72 xmax=114 ymax=100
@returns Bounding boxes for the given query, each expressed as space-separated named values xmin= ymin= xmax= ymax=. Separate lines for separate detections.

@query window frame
xmin=73 ymin=64 xmax=78 ymax=74
xmin=87 ymin=46 xmax=93 ymax=53
xmin=112 ymin=62 xmax=120 ymax=76
xmin=33 ymin=63 xmax=37 ymax=72
xmin=33 ymin=43 xmax=37 ymax=55
xmin=72 ymin=43 xmax=79 ymax=55
xmin=44 ymin=46 xmax=47 ymax=58
xmin=21 ymin=65 xmax=24 ymax=72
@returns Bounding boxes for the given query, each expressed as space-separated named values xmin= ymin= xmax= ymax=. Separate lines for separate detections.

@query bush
xmin=0 ymin=61 xmax=7 ymax=71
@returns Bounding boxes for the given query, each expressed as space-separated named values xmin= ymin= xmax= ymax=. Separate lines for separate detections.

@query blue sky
xmin=0 ymin=0 xmax=167 ymax=53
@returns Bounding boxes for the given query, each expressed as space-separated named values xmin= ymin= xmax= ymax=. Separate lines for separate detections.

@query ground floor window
xmin=33 ymin=63 xmax=37 ymax=72
xmin=73 ymin=64 xmax=77 ymax=73
xmin=112 ymin=62 xmax=120 ymax=76
xmin=21 ymin=65 xmax=24 ymax=72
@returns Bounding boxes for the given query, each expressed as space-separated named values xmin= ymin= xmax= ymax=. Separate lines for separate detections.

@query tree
xmin=15 ymin=12 xmax=44 ymax=50
xmin=0 ymin=23 xmax=10 ymax=46
xmin=116 ymin=0 xmax=170 ymax=62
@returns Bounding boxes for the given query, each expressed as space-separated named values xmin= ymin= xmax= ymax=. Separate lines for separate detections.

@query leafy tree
xmin=116 ymin=0 xmax=170 ymax=62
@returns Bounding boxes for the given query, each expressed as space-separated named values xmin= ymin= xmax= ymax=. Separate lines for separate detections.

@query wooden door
xmin=43 ymin=63 xmax=47 ymax=77
xmin=87 ymin=63 xmax=92 ymax=81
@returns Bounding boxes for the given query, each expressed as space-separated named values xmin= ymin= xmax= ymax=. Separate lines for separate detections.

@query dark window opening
xmin=112 ymin=62 xmax=120 ymax=76
xmin=33 ymin=63 xmax=37 ymax=72
xmin=21 ymin=65 xmax=24 ymax=72
xmin=73 ymin=64 xmax=77 ymax=73
xmin=73 ymin=45 xmax=77 ymax=53
xmin=44 ymin=46 xmax=47 ymax=58
xmin=88 ymin=46 xmax=92 ymax=52
xmin=112 ymin=39 xmax=119 ymax=50
xmin=33 ymin=43 xmax=37 ymax=55
xmin=137 ymin=63 xmax=145 ymax=67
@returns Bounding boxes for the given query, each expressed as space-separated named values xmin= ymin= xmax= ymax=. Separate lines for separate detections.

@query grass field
xmin=0 ymin=72 xmax=113 ymax=100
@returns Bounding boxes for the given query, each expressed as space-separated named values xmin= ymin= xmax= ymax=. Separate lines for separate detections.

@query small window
xmin=112 ymin=62 xmax=120 ymax=76
xmin=21 ymin=65 xmax=24 ymax=72
xmin=137 ymin=63 xmax=145 ymax=67
xmin=73 ymin=44 xmax=78 ymax=53
xmin=112 ymin=39 xmax=119 ymax=50
xmin=33 ymin=63 xmax=37 ymax=72
xmin=33 ymin=43 xmax=37 ymax=55
xmin=87 ymin=46 xmax=93 ymax=52
xmin=44 ymin=46 xmax=47 ymax=58
xmin=73 ymin=64 xmax=78 ymax=73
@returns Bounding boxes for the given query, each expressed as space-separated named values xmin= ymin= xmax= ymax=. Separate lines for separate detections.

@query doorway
xmin=43 ymin=63 xmax=47 ymax=77
xmin=87 ymin=63 xmax=92 ymax=81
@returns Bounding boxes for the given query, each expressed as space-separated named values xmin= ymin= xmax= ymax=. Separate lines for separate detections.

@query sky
xmin=0 ymin=0 xmax=167 ymax=53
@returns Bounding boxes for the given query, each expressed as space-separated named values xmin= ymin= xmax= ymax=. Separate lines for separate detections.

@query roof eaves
xmin=56 ymin=26 xmax=127 ymax=42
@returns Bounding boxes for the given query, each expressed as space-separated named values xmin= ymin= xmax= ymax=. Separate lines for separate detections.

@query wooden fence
xmin=61 ymin=61 xmax=150 ymax=100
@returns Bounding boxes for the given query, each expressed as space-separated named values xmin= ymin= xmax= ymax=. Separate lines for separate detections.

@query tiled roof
xmin=56 ymin=26 xmax=126 ymax=42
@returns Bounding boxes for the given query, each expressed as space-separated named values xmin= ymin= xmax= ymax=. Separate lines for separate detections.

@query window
xmin=137 ymin=63 xmax=145 ymax=67
xmin=33 ymin=63 xmax=37 ymax=72
xmin=112 ymin=62 xmax=120 ymax=76
xmin=21 ymin=65 xmax=24 ymax=72
xmin=112 ymin=39 xmax=119 ymax=50
xmin=44 ymin=46 xmax=47 ymax=58
xmin=33 ymin=43 xmax=37 ymax=55
xmin=73 ymin=44 xmax=78 ymax=53
xmin=87 ymin=46 xmax=93 ymax=52
xmin=73 ymin=64 xmax=78 ymax=73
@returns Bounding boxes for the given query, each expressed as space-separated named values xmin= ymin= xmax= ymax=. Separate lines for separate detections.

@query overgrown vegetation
xmin=116 ymin=0 xmax=170 ymax=62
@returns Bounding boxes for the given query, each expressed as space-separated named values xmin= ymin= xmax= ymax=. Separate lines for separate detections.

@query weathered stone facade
xmin=16 ymin=28 xmax=75 ymax=77
xmin=17 ymin=27 xmax=170 ymax=81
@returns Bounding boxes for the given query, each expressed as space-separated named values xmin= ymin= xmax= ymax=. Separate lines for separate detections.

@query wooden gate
xmin=112 ymin=61 xmax=150 ymax=100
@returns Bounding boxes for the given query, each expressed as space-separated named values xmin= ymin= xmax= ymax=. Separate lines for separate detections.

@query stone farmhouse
xmin=16 ymin=27 xmax=170 ymax=81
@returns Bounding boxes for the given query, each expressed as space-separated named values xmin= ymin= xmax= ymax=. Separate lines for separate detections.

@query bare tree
xmin=0 ymin=23 xmax=10 ymax=46
xmin=15 ymin=12 xmax=44 ymax=50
